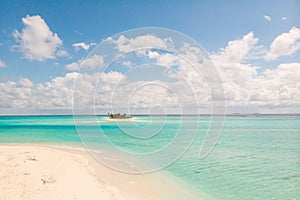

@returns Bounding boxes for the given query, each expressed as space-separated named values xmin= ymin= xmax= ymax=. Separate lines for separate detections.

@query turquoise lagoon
xmin=0 ymin=115 xmax=299 ymax=199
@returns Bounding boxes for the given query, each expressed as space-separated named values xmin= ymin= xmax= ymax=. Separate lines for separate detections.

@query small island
xmin=107 ymin=113 xmax=132 ymax=119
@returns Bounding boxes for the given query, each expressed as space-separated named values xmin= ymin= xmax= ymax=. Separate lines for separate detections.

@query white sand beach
xmin=0 ymin=145 xmax=194 ymax=200
xmin=103 ymin=117 xmax=148 ymax=122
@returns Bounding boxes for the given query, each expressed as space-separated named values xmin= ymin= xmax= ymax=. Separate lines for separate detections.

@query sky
xmin=0 ymin=0 xmax=300 ymax=115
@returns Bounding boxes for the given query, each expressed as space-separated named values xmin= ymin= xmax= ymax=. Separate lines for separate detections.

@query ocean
xmin=0 ymin=115 xmax=299 ymax=199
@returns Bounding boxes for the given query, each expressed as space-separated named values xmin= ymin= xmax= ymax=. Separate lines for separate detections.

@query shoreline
xmin=103 ymin=117 xmax=148 ymax=122
xmin=0 ymin=143 xmax=203 ymax=200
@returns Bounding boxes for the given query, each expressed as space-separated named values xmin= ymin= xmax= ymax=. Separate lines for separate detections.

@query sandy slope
xmin=0 ymin=145 xmax=197 ymax=200
xmin=0 ymin=145 xmax=123 ymax=200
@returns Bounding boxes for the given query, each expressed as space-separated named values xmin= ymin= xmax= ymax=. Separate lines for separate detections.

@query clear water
xmin=0 ymin=115 xmax=299 ymax=199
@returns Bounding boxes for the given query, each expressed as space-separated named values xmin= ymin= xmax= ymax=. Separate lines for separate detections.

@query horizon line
xmin=1 ymin=113 xmax=300 ymax=117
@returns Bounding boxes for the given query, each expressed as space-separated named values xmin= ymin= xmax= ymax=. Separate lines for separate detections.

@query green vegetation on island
xmin=107 ymin=113 xmax=132 ymax=119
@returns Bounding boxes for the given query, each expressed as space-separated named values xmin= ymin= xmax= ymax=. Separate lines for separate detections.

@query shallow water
xmin=0 ymin=115 xmax=299 ymax=199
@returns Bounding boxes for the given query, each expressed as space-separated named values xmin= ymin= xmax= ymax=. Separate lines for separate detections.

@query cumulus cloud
xmin=122 ymin=60 xmax=132 ymax=67
xmin=0 ymin=60 xmax=5 ymax=68
xmin=0 ymin=81 xmax=32 ymax=109
xmin=2 ymin=30 xmax=300 ymax=114
xmin=264 ymin=15 xmax=271 ymax=21
xmin=72 ymin=42 xmax=96 ymax=51
xmin=111 ymin=81 xmax=180 ymax=111
xmin=98 ymin=32 xmax=300 ymax=112
xmin=56 ymin=49 xmax=69 ymax=57
xmin=108 ymin=34 xmax=172 ymax=53
xmin=264 ymin=62 xmax=300 ymax=92
xmin=264 ymin=27 xmax=300 ymax=60
xmin=211 ymin=32 xmax=300 ymax=112
xmin=213 ymin=32 xmax=259 ymax=63
xmin=65 ymin=62 xmax=80 ymax=71
xmin=0 ymin=71 xmax=126 ymax=111
xmin=281 ymin=17 xmax=287 ymax=21
xmin=252 ymin=63 xmax=300 ymax=104
xmin=146 ymin=50 xmax=179 ymax=67
xmin=12 ymin=15 xmax=65 ymax=61
xmin=82 ymin=55 xmax=104 ymax=69
xmin=65 ymin=54 xmax=104 ymax=71
xmin=18 ymin=78 xmax=33 ymax=88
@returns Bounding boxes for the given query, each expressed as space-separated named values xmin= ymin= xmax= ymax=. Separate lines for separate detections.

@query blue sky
xmin=0 ymin=0 xmax=300 ymax=114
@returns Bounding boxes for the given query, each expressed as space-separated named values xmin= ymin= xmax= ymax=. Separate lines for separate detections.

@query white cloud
xmin=72 ymin=42 xmax=90 ymax=51
xmin=56 ymin=49 xmax=69 ymax=57
xmin=212 ymin=32 xmax=259 ymax=63
xmin=212 ymin=37 xmax=262 ymax=102
xmin=264 ymin=15 xmax=271 ymax=21
xmin=264 ymin=27 xmax=300 ymax=60
xmin=264 ymin=62 xmax=300 ymax=86
xmin=0 ymin=80 xmax=33 ymax=109
xmin=83 ymin=55 xmax=104 ymax=69
xmin=147 ymin=51 xmax=179 ymax=67
xmin=122 ymin=60 xmax=132 ymax=67
xmin=1 ymin=60 xmax=300 ymax=114
xmin=103 ymin=31 xmax=300 ymax=113
xmin=111 ymin=81 xmax=179 ymax=110
xmin=156 ymin=53 xmax=179 ymax=67
xmin=256 ymin=62 xmax=300 ymax=103
xmin=2 ymin=30 xmax=300 ymax=114
xmin=281 ymin=17 xmax=287 ymax=21
xmin=148 ymin=51 xmax=160 ymax=59
xmin=109 ymin=34 xmax=171 ymax=53
xmin=0 ymin=71 xmax=126 ymax=111
xmin=18 ymin=78 xmax=33 ymax=88
xmin=65 ymin=62 xmax=80 ymax=71
xmin=12 ymin=15 xmax=65 ymax=61
xmin=210 ymin=32 xmax=300 ymax=112
xmin=65 ymin=54 xmax=104 ymax=71
xmin=0 ymin=60 xmax=5 ymax=68
xmin=99 ymin=71 xmax=126 ymax=85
